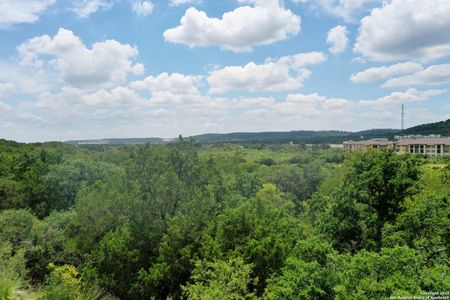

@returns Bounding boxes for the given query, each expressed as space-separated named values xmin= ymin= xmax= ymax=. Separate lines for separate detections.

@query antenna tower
xmin=401 ymin=104 xmax=404 ymax=130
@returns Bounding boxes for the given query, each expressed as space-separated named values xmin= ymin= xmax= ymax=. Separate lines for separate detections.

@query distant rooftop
xmin=344 ymin=135 xmax=450 ymax=146
xmin=396 ymin=136 xmax=450 ymax=146
xmin=343 ymin=139 xmax=395 ymax=146
xmin=395 ymin=134 xmax=442 ymax=139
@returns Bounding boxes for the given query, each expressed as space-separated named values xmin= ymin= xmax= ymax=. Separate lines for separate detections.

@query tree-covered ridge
xmin=403 ymin=119 xmax=450 ymax=136
xmin=0 ymin=138 xmax=449 ymax=299
xmin=63 ymin=118 xmax=450 ymax=146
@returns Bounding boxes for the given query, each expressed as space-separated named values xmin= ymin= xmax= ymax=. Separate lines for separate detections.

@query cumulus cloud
xmin=71 ymin=0 xmax=113 ymax=18
xmin=17 ymin=28 xmax=144 ymax=89
xmin=326 ymin=25 xmax=348 ymax=54
xmin=351 ymin=62 xmax=423 ymax=83
xmin=130 ymin=0 xmax=154 ymax=15
xmin=0 ymin=0 xmax=56 ymax=28
xmin=383 ymin=64 xmax=450 ymax=88
xmin=81 ymin=86 xmax=142 ymax=106
xmin=287 ymin=52 xmax=328 ymax=69
xmin=243 ymin=88 xmax=446 ymax=131
xmin=163 ymin=0 xmax=301 ymax=52
xmin=169 ymin=0 xmax=201 ymax=6
xmin=270 ymin=93 xmax=351 ymax=117
xmin=292 ymin=0 xmax=376 ymax=22
xmin=130 ymin=72 xmax=203 ymax=94
xmin=0 ymin=61 xmax=55 ymax=94
xmin=355 ymin=0 xmax=450 ymax=61
xmin=208 ymin=63 xmax=307 ymax=94
xmin=208 ymin=52 xmax=326 ymax=93
xmin=71 ymin=0 xmax=154 ymax=17
xmin=358 ymin=88 xmax=446 ymax=108
xmin=0 ymin=83 xmax=15 ymax=110
xmin=0 ymin=83 xmax=16 ymax=99
xmin=2 ymin=80 xmax=446 ymax=141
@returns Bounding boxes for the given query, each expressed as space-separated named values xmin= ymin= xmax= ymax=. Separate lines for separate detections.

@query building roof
xmin=396 ymin=137 xmax=450 ymax=146
xmin=343 ymin=139 xmax=395 ymax=146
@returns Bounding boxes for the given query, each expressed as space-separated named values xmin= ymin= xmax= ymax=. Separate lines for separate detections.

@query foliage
xmin=265 ymin=237 xmax=336 ymax=300
xmin=200 ymin=184 xmax=300 ymax=295
xmin=403 ymin=119 xmax=450 ymax=136
xmin=321 ymin=150 xmax=422 ymax=251
xmin=0 ymin=139 xmax=448 ymax=299
xmin=0 ymin=209 xmax=38 ymax=250
xmin=0 ymin=243 xmax=28 ymax=300
xmin=38 ymin=264 xmax=106 ymax=300
xmin=182 ymin=258 xmax=257 ymax=300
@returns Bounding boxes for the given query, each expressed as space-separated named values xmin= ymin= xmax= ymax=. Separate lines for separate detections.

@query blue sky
xmin=0 ymin=0 xmax=449 ymax=142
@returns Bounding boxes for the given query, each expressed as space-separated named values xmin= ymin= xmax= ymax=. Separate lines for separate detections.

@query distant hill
xmin=65 ymin=137 xmax=168 ymax=145
xmin=64 ymin=129 xmax=400 ymax=145
xmin=194 ymin=130 xmax=351 ymax=143
xmin=401 ymin=119 xmax=450 ymax=136
xmin=63 ymin=119 xmax=449 ymax=145
xmin=193 ymin=129 xmax=400 ymax=144
xmin=193 ymin=119 xmax=450 ymax=143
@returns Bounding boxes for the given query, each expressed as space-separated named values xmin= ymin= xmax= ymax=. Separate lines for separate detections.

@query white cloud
xmin=0 ymin=101 xmax=10 ymax=111
xmin=292 ymin=0 xmax=376 ymax=22
xmin=2 ymin=79 xmax=446 ymax=141
xmin=235 ymin=96 xmax=276 ymax=107
xmin=81 ymin=86 xmax=141 ymax=106
xmin=71 ymin=0 xmax=113 ymax=18
xmin=0 ymin=0 xmax=56 ymax=28
xmin=17 ymin=28 xmax=144 ymax=89
xmin=358 ymin=88 xmax=446 ymax=108
xmin=208 ymin=52 xmax=326 ymax=93
xmin=130 ymin=0 xmax=154 ymax=16
xmin=0 ymin=83 xmax=16 ymax=99
xmin=271 ymin=93 xmax=351 ymax=117
xmin=130 ymin=72 xmax=203 ymax=94
xmin=71 ymin=0 xmax=154 ymax=17
xmin=0 ymin=61 xmax=55 ymax=94
xmin=169 ymin=0 xmax=201 ymax=6
xmin=163 ymin=0 xmax=301 ymax=52
xmin=208 ymin=62 xmax=306 ymax=94
xmin=287 ymin=52 xmax=328 ymax=69
xmin=355 ymin=0 xmax=450 ymax=61
xmin=351 ymin=62 xmax=423 ymax=83
xmin=242 ymin=88 xmax=446 ymax=131
xmin=326 ymin=25 xmax=348 ymax=54
xmin=383 ymin=64 xmax=450 ymax=88
xmin=0 ymin=83 xmax=15 ymax=110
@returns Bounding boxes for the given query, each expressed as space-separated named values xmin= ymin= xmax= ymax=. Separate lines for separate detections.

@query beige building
xmin=343 ymin=138 xmax=396 ymax=151
xmin=343 ymin=135 xmax=450 ymax=156
xmin=395 ymin=135 xmax=450 ymax=156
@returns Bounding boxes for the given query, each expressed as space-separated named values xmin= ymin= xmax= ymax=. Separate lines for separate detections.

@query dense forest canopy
xmin=0 ymin=138 xmax=449 ymax=299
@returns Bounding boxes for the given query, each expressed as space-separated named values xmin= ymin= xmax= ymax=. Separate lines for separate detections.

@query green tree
xmin=202 ymin=184 xmax=300 ymax=295
xmin=90 ymin=225 xmax=140 ymax=299
xmin=265 ymin=237 xmax=336 ymax=300
xmin=0 ymin=209 xmax=39 ymax=251
xmin=324 ymin=150 xmax=422 ymax=251
xmin=42 ymin=160 xmax=122 ymax=212
xmin=332 ymin=246 xmax=423 ymax=299
xmin=182 ymin=258 xmax=257 ymax=300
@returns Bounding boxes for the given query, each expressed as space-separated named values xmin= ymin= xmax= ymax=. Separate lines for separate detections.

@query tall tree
xmin=325 ymin=150 xmax=422 ymax=251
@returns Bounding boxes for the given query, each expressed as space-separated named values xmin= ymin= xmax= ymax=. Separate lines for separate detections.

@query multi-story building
xmin=395 ymin=135 xmax=450 ymax=156
xmin=343 ymin=138 xmax=396 ymax=151
xmin=343 ymin=135 xmax=450 ymax=156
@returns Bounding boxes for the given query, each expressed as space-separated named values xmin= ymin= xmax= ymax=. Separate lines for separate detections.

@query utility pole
xmin=401 ymin=104 xmax=404 ymax=130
